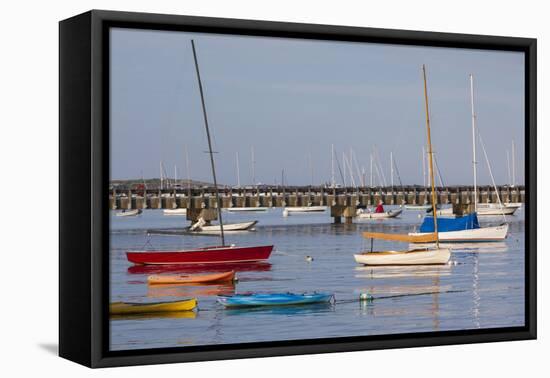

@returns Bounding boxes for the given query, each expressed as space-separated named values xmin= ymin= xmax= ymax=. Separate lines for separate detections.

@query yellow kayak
xmin=110 ymin=298 xmax=197 ymax=315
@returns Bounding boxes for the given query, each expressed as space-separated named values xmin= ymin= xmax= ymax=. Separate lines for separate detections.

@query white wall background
xmin=0 ymin=0 xmax=545 ymax=376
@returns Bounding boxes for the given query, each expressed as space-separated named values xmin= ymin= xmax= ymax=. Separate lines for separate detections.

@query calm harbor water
xmin=109 ymin=207 xmax=525 ymax=351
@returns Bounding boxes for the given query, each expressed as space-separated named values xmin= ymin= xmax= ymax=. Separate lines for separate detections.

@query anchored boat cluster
xmin=110 ymin=43 xmax=523 ymax=317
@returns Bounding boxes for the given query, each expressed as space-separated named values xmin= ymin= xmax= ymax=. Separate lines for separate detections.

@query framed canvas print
xmin=59 ymin=10 xmax=536 ymax=368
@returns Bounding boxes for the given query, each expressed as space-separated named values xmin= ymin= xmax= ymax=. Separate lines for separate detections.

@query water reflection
xmin=354 ymin=265 xmax=452 ymax=280
xmin=128 ymin=262 xmax=272 ymax=275
xmin=353 ymin=263 xmax=452 ymax=331
xmin=409 ymin=242 xmax=508 ymax=253
xmin=472 ymin=252 xmax=481 ymax=328
xmin=222 ymin=303 xmax=335 ymax=317
xmin=147 ymin=283 xmax=236 ymax=298
xmin=110 ymin=311 xmax=197 ymax=321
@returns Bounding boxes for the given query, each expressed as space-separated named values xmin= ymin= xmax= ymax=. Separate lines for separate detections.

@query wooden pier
xmin=109 ymin=185 xmax=524 ymax=224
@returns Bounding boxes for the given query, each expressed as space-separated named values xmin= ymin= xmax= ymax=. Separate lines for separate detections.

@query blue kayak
xmin=217 ymin=292 xmax=334 ymax=308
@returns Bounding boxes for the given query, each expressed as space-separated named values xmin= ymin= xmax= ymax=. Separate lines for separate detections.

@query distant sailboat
xmin=163 ymin=161 xmax=189 ymax=216
xmin=286 ymin=206 xmax=327 ymax=213
xmin=283 ymin=153 xmax=327 ymax=215
xmin=226 ymin=207 xmax=268 ymax=212
xmin=163 ymin=208 xmax=187 ymax=216
xmin=405 ymin=147 xmax=431 ymax=210
xmin=226 ymin=150 xmax=268 ymax=212
xmin=188 ymin=219 xmax=258 ymax=233
xmin=354 ymin=65 xmax=450 ymax=266
xmin=437 ymin=203 xmax=518 ymax=216
xmin=116 ymin=209 xmax=142 ymax=217
xmin=405 ymin=204 xmax=432 ymax=210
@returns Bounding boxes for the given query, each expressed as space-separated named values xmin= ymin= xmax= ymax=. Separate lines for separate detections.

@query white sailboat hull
xmin=115 ymin=209 xmax=142 ymax=217
xmin=190 ymin=221 xmax=258 ymax=233
xmin=404 ymin=204 xmax=431 ymax=210
xmin=163 ymin=208 xmax=187 ymax=216
xmin=477 ymin=207 xmax=517 ymax=216
xmin=357 ymin=208 xmax=403 ymax=219
xmin=408 ymin=223 xmax=508 ymax=242
xmin=354 ymin=248 xmax=451 ymax=266
xmin=285 ymin=206 xmax=327 ymax=213
xmin=504 ymin=202 xmax=523 ymax=208
xmin=438 ymin=206 xmax=517 ymax=216
xmin=225 ymin=207 xmax=268 ymax=212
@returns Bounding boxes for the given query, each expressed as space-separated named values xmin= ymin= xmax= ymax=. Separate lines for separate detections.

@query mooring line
xmin=335 ymin=289 xmax=466 ymax=304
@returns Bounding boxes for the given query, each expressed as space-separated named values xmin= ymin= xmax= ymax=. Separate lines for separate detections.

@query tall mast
xmin=352 ymin=150 xmax=363 ymax=187
xmin=281 ymin=168 xmax=286 ymax=206
xmin=191 ymin=40 xmax=225 ymax=245
xmin=235 ymin=152 xmax=241 ymax=187
xmin=422 ymin=146 xmax=426 ymax=189
xmin=342 ymin=152 xmax=347 ymax=187
xmin=343 ymin=153 xmax=356 ymax=187
xmin=390 ymin=151 xmax=394 ymax=192
xmin=331 ymin=144 xmax=335 ymax=188
xmin=349 ymin=148 xmax=353 ymax=185
xmin=422 ymin=65 xmax=439 ymax=247
xmin=174 ymin=165 xmax=178 ymax=187
xmin=506 ymin=150 xmax=511 ymax=186
xmin=160 ymin=161 xmax=163 ymax=190
xmin=512 ymin=139 xmax=516 ymax=187
xmin=373 ymin=146 xmax=387 ymax=187
xmin=185 ymin=145 xmax=191 ymax=198
xmin=434 ymin=156 xmax=445 ymax=188
xmin=309 ymin=152 xmax=313 ymax=186
xmin=370 ymin=153 xmax=373 ymax=188
xmin=251 ymin=146 xmax=256 ymax=186
xmin=470 ymin=74 xmax=478 ymax=212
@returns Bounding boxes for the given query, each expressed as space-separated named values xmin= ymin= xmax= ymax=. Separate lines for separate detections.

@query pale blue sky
xmin=110 ymin=28 xmax=525 ymax=186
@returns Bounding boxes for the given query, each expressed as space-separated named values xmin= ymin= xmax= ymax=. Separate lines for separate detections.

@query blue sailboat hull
xmin=217 ymin=293 xmax=334 ymax=308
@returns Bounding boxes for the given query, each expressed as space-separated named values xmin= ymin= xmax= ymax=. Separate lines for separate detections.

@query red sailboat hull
xmin=126 ymin=245 xmax=273 ymax=265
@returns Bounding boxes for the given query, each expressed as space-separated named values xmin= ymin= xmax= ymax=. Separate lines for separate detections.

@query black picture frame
xmin=59 ymin=9 xmax=537 ymax=368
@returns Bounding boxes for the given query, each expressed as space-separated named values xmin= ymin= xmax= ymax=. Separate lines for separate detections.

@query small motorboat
xmin=163 ymin=208 xmax=187 ymax=216
xmin=109 ymin=298 xmax=197 ymax=315
xmin=115 ymin=209 xmax=142 ymax=217
xmin=127 ymin=245 xmax=273 ymax=265
xmin=356 ymin=207 xmax=403 ymax=219
xmin=217 ymin=292 xmax=334 ymax=308
xmin=147 ymin=271 xmax=236 ymax=285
